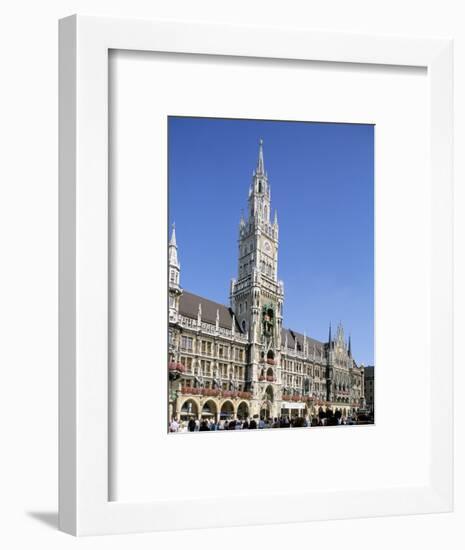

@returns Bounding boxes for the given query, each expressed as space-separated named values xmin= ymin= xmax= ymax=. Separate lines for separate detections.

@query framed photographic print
xmin=59 ymin=15 xmax=453 ymax=535
xmin=166 ymin=117 xmax=373 ymax=434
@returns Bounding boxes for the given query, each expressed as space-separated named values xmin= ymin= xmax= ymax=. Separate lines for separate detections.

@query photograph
xmin=167 ymin=116 xmax=374 ymax=433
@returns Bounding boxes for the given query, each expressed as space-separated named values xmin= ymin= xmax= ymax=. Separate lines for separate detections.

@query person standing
xmin=169 ymin=418 xmax=179 ymax=433
xmin=199 ymin=420 xmax=210 ymax=431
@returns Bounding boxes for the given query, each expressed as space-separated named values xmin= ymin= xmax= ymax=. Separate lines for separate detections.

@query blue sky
xmin=168 ymin=117 xmax=374 ymax=365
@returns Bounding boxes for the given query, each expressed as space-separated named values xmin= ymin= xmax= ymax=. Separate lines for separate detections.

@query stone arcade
xmin=168 ymin=141 xmax=366 ymax=424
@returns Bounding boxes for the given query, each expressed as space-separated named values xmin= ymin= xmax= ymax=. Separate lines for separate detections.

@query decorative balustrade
xmin=282 ymin=394 xmax=306 ymax=402
xmin=177 ymin=315 xmax=248 ymax=343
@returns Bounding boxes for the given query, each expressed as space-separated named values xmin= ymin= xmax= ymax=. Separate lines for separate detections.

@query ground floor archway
xmin=179 ymin=398 xmax=199 ymax=421
xmin=201 ymin=400 xmax=218 ymax=421
xmin=260 ymin=401 xmax=271 ymax=420
xmin=237 ymin=401 xmax=249 ymax=420
xmin=220 ymin=400 xmax=234 ymax=420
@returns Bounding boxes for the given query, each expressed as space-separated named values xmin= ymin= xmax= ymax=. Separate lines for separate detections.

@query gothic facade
xmin=168 ymin=141 xmax=366 ymax=424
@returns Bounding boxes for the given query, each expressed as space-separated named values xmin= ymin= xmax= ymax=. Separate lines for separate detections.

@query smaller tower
xmin=168 ymin=223 xmax=183 ymax=322
xmin=327 ymin=322 xmax=335 ymax=402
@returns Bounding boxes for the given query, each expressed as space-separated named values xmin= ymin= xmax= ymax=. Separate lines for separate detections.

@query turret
xmin=168 ymin=223 xmax=180 ymax=284
xmin=168 ymin=223 xmax=183 ymax=322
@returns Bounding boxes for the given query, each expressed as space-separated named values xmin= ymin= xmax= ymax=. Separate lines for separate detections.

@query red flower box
xmin=237 ymin=391 xmax=252 ymax=399
xmin=199 ymin=388 xmax=220 ymax=397
xmin=168 ymin=362 xmax=186 ymax=373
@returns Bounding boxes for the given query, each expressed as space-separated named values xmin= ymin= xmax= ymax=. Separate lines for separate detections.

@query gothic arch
xmin=179 ymin=398 xmax=200 ymax=419
xmin=265 ymin=385 xmax=274 ymax=402
xmin=237 ymin=401 xmax=249 ymax=419
xmin=220 ymin=400 xmax=235 ymax=419
xmin=201 ymin=400 xmax=218 ymax=419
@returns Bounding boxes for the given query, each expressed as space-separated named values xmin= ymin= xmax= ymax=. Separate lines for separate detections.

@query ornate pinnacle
xmin=169 ymin=222 xmax=177 ymax=246
xmin=256 ymin=138 xmax=265 ymax=175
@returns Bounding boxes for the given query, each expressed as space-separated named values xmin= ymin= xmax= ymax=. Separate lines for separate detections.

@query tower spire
xmin=256 ymin=138 xmax=265 ymax=175
xmin=170 ymin=222 xmax=177 ymax=246
xmin=169 ymin=223 xmax=179 ymax=269
xmin=328 ymin=322 xmax=332 ymax=348
xmin=348 ymin=335 xmax=352 ymax=357
xmin=168 ymin=222 xmax=182 ymax=322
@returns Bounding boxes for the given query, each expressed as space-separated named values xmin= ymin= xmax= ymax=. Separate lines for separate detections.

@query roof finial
xmin=169 ymin=222 xmax=180 ymax=269
xmin=256 ymin=138 xmax=265 ymax=175
xmin=169 ymin=222 xmax=177 ymax=246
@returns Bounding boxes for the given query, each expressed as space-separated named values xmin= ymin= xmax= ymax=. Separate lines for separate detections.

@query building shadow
xmin=27 ymin=511 xmax=59 ymax=530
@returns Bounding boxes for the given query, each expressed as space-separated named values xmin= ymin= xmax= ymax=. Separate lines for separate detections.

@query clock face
xmin=264 ymin=240 xmax=271 ymax=253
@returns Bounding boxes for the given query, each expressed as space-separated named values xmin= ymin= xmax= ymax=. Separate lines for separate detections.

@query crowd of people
xmin=169 ymin=412 xmax=372 ymax=433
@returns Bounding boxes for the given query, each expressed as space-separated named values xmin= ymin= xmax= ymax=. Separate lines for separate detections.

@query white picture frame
xmin=59 ymin=14 xmax=453 ymax=536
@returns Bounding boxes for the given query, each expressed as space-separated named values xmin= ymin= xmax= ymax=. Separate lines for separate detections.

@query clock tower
xmin=230 ymin=140 xmax=284 ymax=414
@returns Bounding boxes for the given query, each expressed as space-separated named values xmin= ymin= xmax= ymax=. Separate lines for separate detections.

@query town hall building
xmin=168 ymin=140 xmax=366 ymax=424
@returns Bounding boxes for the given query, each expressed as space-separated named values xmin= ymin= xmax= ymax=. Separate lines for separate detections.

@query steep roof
xmin=281 ymin=327 xmax=326 ymax=353
xmin=178 ymin=291 xmax=334 ymax=350
xmin=178 ymin=291 xmax=243 ymax=332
